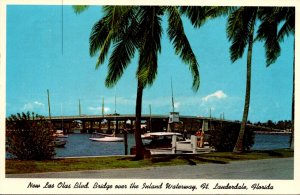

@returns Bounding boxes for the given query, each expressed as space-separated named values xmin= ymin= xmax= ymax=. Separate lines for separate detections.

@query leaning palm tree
xmin=257 ymin=7 xmax=295 ymax=149
xmin=74 ymin=6 xmax=200 ymax=159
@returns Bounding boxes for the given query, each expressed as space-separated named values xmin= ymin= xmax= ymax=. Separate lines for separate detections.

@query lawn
xmin=6 ymin=149 xmax=293 ymax=174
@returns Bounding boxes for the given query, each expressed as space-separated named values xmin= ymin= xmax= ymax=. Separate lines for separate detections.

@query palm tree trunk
xmin=290 ymin=38 xmax=295 ymax=149
xmin=233 ymin=16 xmax=255 ymax=153
xmin=134 ymin=80 xmax=145 ymax=160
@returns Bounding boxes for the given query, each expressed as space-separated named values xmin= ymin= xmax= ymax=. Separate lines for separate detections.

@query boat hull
xmin=51 ymin=139 xmax=67 ymax=147
xmin=89 ymin=137 xmax=124 ymax=142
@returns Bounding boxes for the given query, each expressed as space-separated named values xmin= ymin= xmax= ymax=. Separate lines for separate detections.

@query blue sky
xmin=6 ymin=5 xmax=294 ymax=122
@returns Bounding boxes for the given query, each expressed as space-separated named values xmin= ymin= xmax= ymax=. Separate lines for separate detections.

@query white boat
xmin=53 ymin=130 xmax=68 ymax=138
xmin=130 ymin=132 xmax=185 ymax=155
xmin=89 ymin=136 xmax=124 ymax=142
xmin=50 ymin=138 xmax=67 ymax=147
xmin=141 ymin=132 xmax=185 ymax=149
xmin=89 ymin=132 xmax=124 ymax=142
xmin=141 ymin=132 xmax=183 ymax=139
xmin=131 ymin=132 xmax=213 ymax=155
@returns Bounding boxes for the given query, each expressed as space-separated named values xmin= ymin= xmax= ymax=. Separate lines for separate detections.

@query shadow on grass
xmin=191 ymin=156 xmax=228 ymax=164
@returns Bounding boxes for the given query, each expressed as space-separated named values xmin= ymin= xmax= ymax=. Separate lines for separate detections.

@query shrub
xmin=209 ymin=122 xmax=255 ymax=152
xmin=6 ymin=112 xmax=55 ymax=160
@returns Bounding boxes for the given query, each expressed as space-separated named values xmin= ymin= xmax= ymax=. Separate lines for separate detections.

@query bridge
xmin=47 ymin=114 xmax=232 ymax=134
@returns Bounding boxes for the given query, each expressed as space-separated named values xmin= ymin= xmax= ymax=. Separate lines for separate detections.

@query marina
xmin=50 ymin=133 xmax=290 ymax=158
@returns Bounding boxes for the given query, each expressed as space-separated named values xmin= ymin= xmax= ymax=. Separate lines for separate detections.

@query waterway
xmin=54 ymin=133 xmax=291 ymax=158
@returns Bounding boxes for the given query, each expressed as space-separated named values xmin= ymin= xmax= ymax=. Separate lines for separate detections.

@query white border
xmin=0 ymin=0 xmax=299 ymax=194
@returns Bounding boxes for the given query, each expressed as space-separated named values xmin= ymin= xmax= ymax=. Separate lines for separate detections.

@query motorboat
xmin=89 ymin=132 xmax=124 ymax=142
xmin=50 ymin=138 xmax=67 ymax=147
xmin=131 ymin=131 xmax=213 ymax=155
xmin=130 ymin=132 xmax=185 ymax=155
xmin=53 ymin=130 xmax=68 ymax=138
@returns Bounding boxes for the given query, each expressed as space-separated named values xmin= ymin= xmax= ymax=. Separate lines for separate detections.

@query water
xmin=55 ymin=133 xmax=137 ymax=157
xmin=251 ymin=134 xmax=291 ymax=151
xmin=6 ymin=133 xmax=291 ymax=158
xmin=55 ymin=133 xmax=291 ymax=157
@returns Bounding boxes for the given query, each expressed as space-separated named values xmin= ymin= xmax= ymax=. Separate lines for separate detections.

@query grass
xmin=6 ymin=149 xmax=293 ymax=174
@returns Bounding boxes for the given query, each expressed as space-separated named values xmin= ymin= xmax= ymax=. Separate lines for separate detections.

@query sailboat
xmin=54 ymin=104 xmax=68 ymax=138
xmin=47 ymin=90 xmax=67 ymax=147
xmin=167 ymin=78 xmax=179 ymax=132
xmin=89 ymin=89 xmax=124 ymax=142
xmin=89 ymin=132 xmax=124 ymax=142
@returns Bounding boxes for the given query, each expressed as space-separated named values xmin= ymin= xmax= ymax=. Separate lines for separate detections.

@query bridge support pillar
xmin=107 ymin=120 xmax=111 ymax=133
xmin=115 ymin=120 xmax=119 ymax=133
xmin=81 ymin=121 xmax=87 ymax=133
xmin=98 ymin=121 xmax=101 ymax=131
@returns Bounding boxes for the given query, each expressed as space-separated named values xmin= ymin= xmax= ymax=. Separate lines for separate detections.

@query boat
xmin=50 ymin=138 xmax=67 ymax=147
xmin=89 ymin=132 xmax=124 ymax=142
xmin=89 ymin=136 xmax=124 ymax=142
xmin=131 ymin=131 xmax=213 ymax=155
xmin=141 ymin=132 xmax=185 ymax=149
xmin=130 ymin=132 xmax=185 ymax=155
xmin=53 ymin=130 xmax=69 ymax=138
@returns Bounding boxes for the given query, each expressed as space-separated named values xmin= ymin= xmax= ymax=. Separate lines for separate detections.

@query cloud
xmin=174 ymin=102 xmax=180 ymax=109
xmin=22 ymin=101 xmax=45 ymax=111
xmin=88 ymin=106 xmax=110 ymax=113
xmin=202 ymin=90 xmax=227 ymax=102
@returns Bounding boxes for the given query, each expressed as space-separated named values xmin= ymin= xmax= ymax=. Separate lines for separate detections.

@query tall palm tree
xmin=226 ymin=7 xmax=258 ymax=153
xmin=257 ymin=7 xmax=295 ymax=149
xmin=74 ymin=6 xmax=200 ymax=159
xmin=183 ymin=6 xmax=287 ymax=153
xmin=182 ymin=6 xmax=257 ymax=153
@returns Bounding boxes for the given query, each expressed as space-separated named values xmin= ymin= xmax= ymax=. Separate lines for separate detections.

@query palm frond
xmin=277 ymin=7 xmax=295 ymax=42
xmin=166 ymin=6 xmax=200 ymax=91
xmin=227 ymin=7 xmax=257 ymax=62
xmin=90 ymin=6 xmax=136 ymax=69
xmin=180 ymin=6 xmax=207 ymax=28
xmin=105 ymin=13 xmax=139 ymax=88
xmin=89 ymin=18 xmax=111 ymax=65
xmin=105 ymin=39 xmax=136 ymax=87
xmin=180 ymin=6 xmax=234 ymax=28
xmin=257 ymin=7 xmax=281 ymax=66
xmin=89 ymin=17 xmax=109 ymax=57
xmin=72 ymin=5 xmax=89 ymax=14
xmin=136 ymin=6 xmax=163 ymax=88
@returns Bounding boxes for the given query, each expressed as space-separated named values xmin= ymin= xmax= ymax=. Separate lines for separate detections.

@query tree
xmin=210 ymin=122 xmax=254 ymax=152
xmin=183 ymin=6 xmax=287 ymax=153
xmin=6 ymin=112 xmax=55 ymax=160
xmin=74 ymin=6 xmax=200 ymax=159
xmin=227 ymin=7 xmax=258 ymax=153
xmin=257 ymin=7 xmax=295 ymax=149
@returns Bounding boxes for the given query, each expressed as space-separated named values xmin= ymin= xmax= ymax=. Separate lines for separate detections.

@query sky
xmin=5 ymin=5 xmax=294 ymax=123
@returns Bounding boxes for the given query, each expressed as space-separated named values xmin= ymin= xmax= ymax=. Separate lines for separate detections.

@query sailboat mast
xmin=79 ymin=99 xmax=81 ymax=116
xmin=171 ymin=77 xmax=175 ymax=113
xmin=61 ymin=104 xmax=63 ymax=130
xmin=47 ymin=89 xmax=51 ymax=119
xmin=114 ymin=87 xmax=117 ymax=114
xmin=102 ymin=97 xmax=104 ymax=117
xmin=149 ymin=104 xmax=152 ymax=132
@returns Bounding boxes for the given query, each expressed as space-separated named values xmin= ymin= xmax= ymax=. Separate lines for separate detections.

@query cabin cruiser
xmin=130 ymin=132 xmax=187 ymax=155
xmin=131 ymin=131 xmax=213 ymax=155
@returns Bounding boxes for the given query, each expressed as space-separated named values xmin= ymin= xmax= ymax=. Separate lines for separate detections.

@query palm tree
xmin=257 ymin=7 xmax=295 ymax=149
xmin=182 ymin=6 xmax=257 ymax=152
xmin=226 ymin=7 xmax=259 ymax=153
xmin=183 ymin=6 xmax=288 ymax=153
xmin=74 ymin=6 xmax=200 ymax=159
